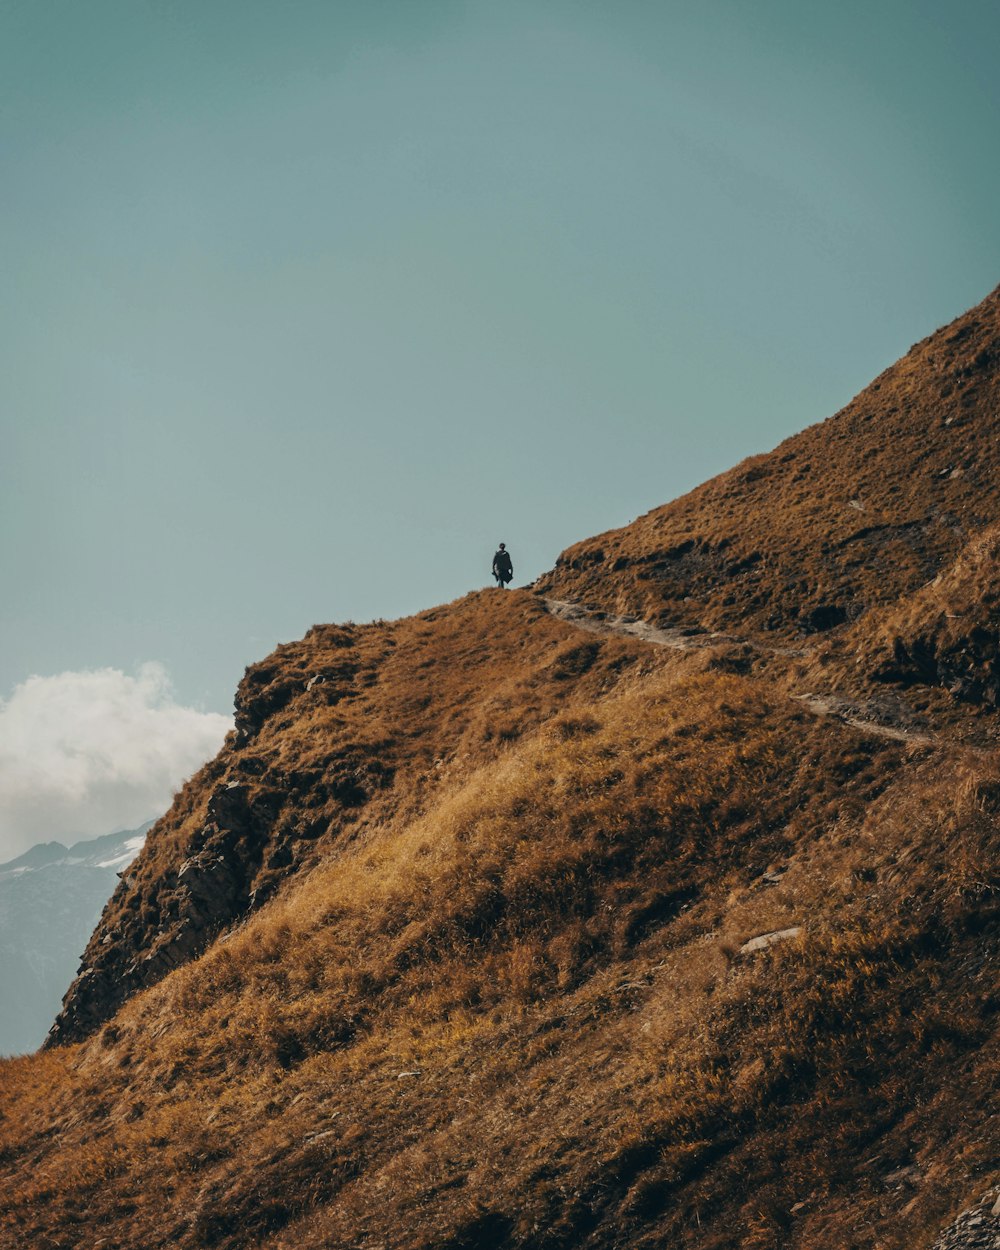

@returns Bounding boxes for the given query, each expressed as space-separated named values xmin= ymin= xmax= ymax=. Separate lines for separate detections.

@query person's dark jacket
xmin=493 ymin=549 xmax=513 ymax=582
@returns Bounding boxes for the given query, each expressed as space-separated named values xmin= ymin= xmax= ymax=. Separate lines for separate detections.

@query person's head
xmin=498 ymin=542 xmax=506 ymax=550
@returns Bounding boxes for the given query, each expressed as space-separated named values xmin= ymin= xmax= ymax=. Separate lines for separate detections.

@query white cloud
xmin=0 ymin=664 xmax=232 ymax=862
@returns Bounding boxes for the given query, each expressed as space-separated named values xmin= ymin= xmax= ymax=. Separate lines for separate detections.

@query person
xmin=492 ymin=542 xmax=513 ymax=588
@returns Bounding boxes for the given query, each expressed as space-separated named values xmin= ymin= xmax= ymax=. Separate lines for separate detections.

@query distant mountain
xmin=0 ymin=824 xmax=151 ymax=1055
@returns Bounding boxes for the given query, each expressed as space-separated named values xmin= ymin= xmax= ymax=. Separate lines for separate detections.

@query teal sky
xmin=3 ymin=0 xmax=1000 ymax=718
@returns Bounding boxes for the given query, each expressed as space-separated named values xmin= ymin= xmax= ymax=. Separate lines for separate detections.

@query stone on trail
xmin=739 ymin=927 xmax=803 ymax=956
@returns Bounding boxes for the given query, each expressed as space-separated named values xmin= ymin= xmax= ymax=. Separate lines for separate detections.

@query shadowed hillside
xmin=1 ymin=288 xmax=999 ymax=1250
xmin=855 ymin=522 xmax=1000 ymax=708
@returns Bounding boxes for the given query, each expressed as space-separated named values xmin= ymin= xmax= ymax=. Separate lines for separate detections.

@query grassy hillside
xmin=855 ymin=522 xmax=1000 ymax=708
xmin=2 ymin=289 xmax=999 ymax=1250
xmin=47 ymin=594 xmax=650 ymax=1046
xmin=538 ymin=284 xmax=1000 ymax=640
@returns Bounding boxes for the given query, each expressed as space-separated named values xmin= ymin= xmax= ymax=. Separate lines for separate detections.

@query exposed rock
xmin=234 ymin=653 xmax=358 ymax=744
xmin=861 ymin=526 xmax=1000 ymax=707
xmin=739 ymin=927 xmax=802 ymax=955
xmin=883 ymin=1164 xmax=921 ymax=1188
xmin=931 ymin=1188 xmax=1000 ymax=1250
xmin=47 ymin=613 xmax=402 ymax=1049
xmin=48 ymin=781 xmax=285 ymax=1046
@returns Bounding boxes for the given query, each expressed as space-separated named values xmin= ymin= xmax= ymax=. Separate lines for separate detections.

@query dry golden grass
xmin=852 ymin=521 xmax=1000 ymax=705
xmin=4 ymin=289 xmax=1000 ymax=1249
xmin=1 ymin=594 xmax=997 ymax=1248
xmin=538 ymin=283 xmax=1000 ymax=643
xmin=50 ymin=592 xmax=656 ymax=1044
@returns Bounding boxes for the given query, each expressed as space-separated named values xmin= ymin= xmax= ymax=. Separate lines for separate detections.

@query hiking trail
xmin=541 ymin=596 xmax=942 ymax=749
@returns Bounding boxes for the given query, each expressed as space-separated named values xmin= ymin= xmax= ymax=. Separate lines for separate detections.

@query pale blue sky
xmin=3 ymin=0 xmax=999 ymax=716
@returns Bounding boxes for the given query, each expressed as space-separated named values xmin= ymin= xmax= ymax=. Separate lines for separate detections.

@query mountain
xmin=0 ymin=825 xmax=151 ymax=1056
xmin=538 ymin=283 xmax=1000 ymax=641
xmin=1 ymin=288 xmax=998 ymax=1250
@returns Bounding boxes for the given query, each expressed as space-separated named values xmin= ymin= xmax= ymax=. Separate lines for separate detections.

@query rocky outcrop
xmin=47 ymin=780 xmax=285 ymax=1046
xmin=45 ymin=621 xmax=402 ymax=1047
xmin=878 ymin=627 xmax=1000 ymax=706
xmin=932 ymin=1189 xmax=1000 ymax=1250
xmin=233 ymin=627 xmax=358 ymax=745
xmin=859 ymin=525 xmax=1000 ymax=707
xmin=739 ymin=926 xmax=803 ymax=956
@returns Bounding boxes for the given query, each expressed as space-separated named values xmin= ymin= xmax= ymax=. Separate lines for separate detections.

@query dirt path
xmin=544 ymin=597 xmax=810 ymax=657
xmin=541 ymin=596 xmax=939 ymax=749
xmin=543 ymin=597 xmax=739 ymax=652
xmin=788 ymin=694 xmax=936 ymax=746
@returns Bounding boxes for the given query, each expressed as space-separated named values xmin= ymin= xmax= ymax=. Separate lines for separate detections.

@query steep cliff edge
xmin=48 ymin=596 xmax=649 ymax=1046
xmin=2 ymin=287 xmax=999 ymax=1250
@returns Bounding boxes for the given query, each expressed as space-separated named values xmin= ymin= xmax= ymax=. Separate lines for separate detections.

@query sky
xmin=2 ymin=0 xmax=999 ymax=856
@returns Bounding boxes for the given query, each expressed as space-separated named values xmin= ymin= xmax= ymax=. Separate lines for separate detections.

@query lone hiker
xmin=492 ymin=543 xmax=513 ymax=588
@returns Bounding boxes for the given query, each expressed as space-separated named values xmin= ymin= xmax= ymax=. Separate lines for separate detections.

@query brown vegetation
xmin=854 ymin=522 xmax=1000 ymax=708
xmin=2 ymin=287 xmax=1000 ymax=1250
xmin=48 ymin=594 xmax=650 ymax=1045
xmin=537 ymin=284 xmax=1000 ymax=642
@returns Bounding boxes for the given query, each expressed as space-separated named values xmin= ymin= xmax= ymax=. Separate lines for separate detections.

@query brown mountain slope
xmin=1 ymin=290 xmax=999 ymax=1250
xmin=538 ymin=283 xmax=1000 ymax=639
xmin=49 ymin=594 xmax=649 ymax=1045
xmin=855 ymin=521 xmax=1000 ymax=707
xmin=3 ymin=605 xmax=997 ymax=1250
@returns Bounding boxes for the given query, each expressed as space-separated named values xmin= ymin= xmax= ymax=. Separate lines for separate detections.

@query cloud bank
xmin=0 ymin=664 xmax=232 ymax=862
